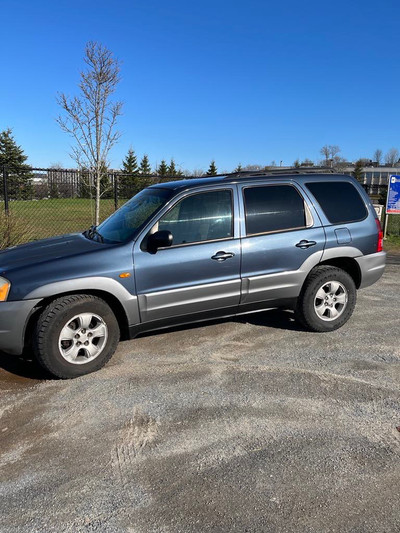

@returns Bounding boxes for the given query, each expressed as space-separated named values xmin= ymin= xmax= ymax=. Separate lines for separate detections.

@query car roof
xmin=149 ymin=171 xmax=355 ymax=193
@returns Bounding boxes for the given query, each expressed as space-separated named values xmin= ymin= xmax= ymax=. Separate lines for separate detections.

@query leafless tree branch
xmin=56 ymin=41 xmax=123 ymax=224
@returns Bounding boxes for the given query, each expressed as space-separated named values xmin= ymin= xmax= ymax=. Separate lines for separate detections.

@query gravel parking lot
xmin=1 ymin=260 xmax=399 ymax=533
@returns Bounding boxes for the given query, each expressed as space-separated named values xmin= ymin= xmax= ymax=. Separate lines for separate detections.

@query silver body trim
xmin=241 ymin=250 xmax=324 ymax=303
xmin=0 ymin=299 xmax=41 ymax=355
xmin=138 ymin=279 xmax=241 ymax=322
xmin=355 ymin=251 xmax=387 ymax=289
xmin=25 ymin=277 xmax=140 ymax=325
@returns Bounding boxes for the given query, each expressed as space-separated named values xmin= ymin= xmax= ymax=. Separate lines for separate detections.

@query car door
xmin=239 ymin=181 xmax=326 ymax=308
xmin=133 ymin=186 xmax=241 ymax=323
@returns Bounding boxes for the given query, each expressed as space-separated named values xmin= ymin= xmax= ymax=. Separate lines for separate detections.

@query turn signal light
xmin=375 ymin=218 xmax=383 ymax=252
xmin=0 ymin=278 xmax=11 ymax=301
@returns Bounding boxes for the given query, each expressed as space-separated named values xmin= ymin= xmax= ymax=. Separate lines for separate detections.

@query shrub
xmin=0 ymin=211 xmax=30 ymax=250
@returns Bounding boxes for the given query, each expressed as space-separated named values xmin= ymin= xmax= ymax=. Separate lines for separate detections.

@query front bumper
xmin=356 ymin=251 xmax=387 ymax=289
xmin=0 ymin=299 xmax=41 ymax=355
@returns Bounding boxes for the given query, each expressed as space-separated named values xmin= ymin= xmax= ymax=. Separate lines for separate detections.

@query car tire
xmin=295 ymin=266 xmax=356 ymax=332
xmin=33 ymin=294 xmax=120 ymax=379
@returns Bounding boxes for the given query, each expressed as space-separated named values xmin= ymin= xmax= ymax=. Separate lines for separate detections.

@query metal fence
xmin=0 ymin=166 xmax=186 ymax=248
xmin=0 ymin=165 xmax=399 ymax=250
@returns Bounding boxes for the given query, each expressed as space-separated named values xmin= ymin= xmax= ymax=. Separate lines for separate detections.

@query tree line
xmin=2 ymin=126 xmax=400 ymax=202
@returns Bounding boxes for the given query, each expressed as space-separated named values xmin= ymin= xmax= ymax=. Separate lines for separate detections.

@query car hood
xmin=0 ymin=233 xmax=106 ymax=274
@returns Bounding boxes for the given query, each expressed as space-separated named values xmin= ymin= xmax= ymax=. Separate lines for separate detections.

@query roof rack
xmin=225 ymin=166 xmax=338 ymax=179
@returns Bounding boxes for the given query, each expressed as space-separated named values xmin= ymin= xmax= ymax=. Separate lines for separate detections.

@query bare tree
xmin=384 ymin=147 xmax=399 ymax=166
xmin=320 ymin=145 xmax=341 ymax=166
xmin=373 ymin=149 xmax=383 ymax=165
xmin=57 ymin=42 xmax=123 ymax=225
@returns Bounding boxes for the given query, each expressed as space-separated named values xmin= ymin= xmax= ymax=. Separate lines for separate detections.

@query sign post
xmin=384 ymin=175 xmax=400 ymax=239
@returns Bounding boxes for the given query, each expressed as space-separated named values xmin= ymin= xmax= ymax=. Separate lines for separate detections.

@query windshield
xmin=96 ymin=188 xmax=173 ymax=243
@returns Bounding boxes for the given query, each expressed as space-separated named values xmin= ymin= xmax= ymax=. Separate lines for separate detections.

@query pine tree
xmin=158 ymin=160 xmax=168 ymax=177
xmin=352 ymin=159 xmax=364 ymax=183
xmin=206 ymin=160 xmax=218 ymax=176
xmin=167 ymin=158 xmax=177 ymax=176
xmin=121 ymin=148 xmax=138 ymax=174
xmin=139 ymin=154 xmax=151 ymax=175
xmin=234 ymin=163 xmax=242 ymax=172
xmin=78 ymin=167 xmax=92 ymax=199
xmin=0 ymin=129 xmax=33 ymax=200
xmin=120 ymin=148 xmax=140 ymax=198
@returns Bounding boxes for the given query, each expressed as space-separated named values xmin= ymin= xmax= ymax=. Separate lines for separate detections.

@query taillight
xmin=375 ymin=218 xmax=383 ymax=252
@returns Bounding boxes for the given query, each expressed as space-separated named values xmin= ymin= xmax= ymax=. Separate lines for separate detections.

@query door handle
xmin=295 ymin=240 xmax=317 ymax=249
xmin=211 ymin=251 xmax=235 ymax=262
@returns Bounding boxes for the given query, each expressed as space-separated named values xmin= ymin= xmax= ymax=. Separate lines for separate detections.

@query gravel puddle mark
xmin=111 ymin=407 xmax=159 ymax=487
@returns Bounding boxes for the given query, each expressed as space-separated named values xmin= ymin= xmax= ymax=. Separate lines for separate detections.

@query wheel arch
xmin=24 ymin=289 xmax=131 ymax=351
xmin=318 ymin=257 xmax=361 ymax=289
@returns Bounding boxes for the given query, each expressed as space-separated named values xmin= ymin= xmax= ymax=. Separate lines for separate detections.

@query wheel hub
xmin=314 ymin=281 xmax=348 ymax=322
xmin=58 ymin=313 xmax=108 ymax=365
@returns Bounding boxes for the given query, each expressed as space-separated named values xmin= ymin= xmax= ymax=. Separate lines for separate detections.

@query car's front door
xmin=133 ymin=186 xmax=241 ymax=323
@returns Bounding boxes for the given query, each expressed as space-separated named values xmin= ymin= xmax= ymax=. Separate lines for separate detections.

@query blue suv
xmin=0 ymin=172 xmax=386 ymax=378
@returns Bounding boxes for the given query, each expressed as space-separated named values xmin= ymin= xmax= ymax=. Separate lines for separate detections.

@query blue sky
xmin=1 ymin=0 xmax=399 ymax=172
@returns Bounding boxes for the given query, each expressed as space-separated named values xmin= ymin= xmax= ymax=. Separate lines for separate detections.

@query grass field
xmin=1 ymin=197 xmax=400 ymax=250
xmin=0 ymin=198 xmax=122 ymax=247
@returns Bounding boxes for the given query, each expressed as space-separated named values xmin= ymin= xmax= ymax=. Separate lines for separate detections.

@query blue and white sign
xmin=386 ymin=175 xmax=400 ymax=214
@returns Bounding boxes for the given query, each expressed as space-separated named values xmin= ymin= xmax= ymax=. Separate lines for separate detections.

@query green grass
xmin=384 ymin=234 xmax=400 ymax=253
xmin=0 ymin=198 xmax=121 ymax=243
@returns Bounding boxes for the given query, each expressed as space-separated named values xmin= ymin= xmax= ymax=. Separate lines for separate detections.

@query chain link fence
xmin=0 ymin=166 xmax=399 ymax=250
xmin=0 ymin=166 xmax=186 ymax=249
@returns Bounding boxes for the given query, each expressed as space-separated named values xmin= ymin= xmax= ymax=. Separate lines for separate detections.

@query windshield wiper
xmin=85 ymin=225 xmax=104 ymax=243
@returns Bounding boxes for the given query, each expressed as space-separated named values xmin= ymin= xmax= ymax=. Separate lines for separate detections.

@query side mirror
xmin=147 ymin=230 xmax=173 ymax=253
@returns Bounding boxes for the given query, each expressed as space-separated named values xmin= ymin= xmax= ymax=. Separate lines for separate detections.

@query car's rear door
xmin=238 ymin=180 xmax=326 ymax=309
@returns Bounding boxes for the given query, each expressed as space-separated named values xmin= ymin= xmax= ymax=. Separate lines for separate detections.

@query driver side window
xmin=156 ymin=189 xmax=233 ymax=246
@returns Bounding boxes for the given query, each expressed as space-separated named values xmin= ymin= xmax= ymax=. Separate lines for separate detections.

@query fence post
xmin=2 ymin=165 xmax=9 ymax=215
xmin=113 ymin=173 xmax=118 ymax=211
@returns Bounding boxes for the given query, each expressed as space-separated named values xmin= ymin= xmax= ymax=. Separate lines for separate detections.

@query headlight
xmin=0 ymin=277 xmax=11 ymax=301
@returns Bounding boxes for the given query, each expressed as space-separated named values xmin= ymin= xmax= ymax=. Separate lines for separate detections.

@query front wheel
xmin=33 ymin=294 xmax=120 ymax=378
xmin=295 ymin=266 xmax=356 ymax=332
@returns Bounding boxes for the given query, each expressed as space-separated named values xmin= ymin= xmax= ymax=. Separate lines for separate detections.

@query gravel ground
xmin=1 ymin=261 xmax=399 ymax=533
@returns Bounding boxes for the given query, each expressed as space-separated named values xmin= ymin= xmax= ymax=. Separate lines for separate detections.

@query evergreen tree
xmin=293 ymin=159 xmax=300 ymax=168
xmin=206 ymin=160 xmax=218 ymax=176
xmin=0 ymin=129 xmax=33 ymax=200
xmin=121 ymin=148 xmax=138 ymax=174
xmin=139 ymin=154 xmax=151 ymax=175
xmin=167 ymin=158 xmax=177 ymax=176
xmin=234 ymin=163 xmax=242 ymax=172
xmin=120 ymin=148 xmax=140 ymax=198
xmin=158 ymin=159 xmax=168 ymax=177
xmin=352 ymin=159 xmax=364 ymax=183
xmin=78 ymin=167 xmax=93 ymax=199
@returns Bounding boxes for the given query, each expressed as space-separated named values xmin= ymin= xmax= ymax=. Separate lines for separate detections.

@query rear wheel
xmin=33 ymin=294 xmax=120 ymax=378
xmin=295 ymin=266 xmax=356 ymax=332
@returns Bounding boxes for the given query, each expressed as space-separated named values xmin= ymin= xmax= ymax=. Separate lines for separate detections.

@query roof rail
xmin=225 ymin=166 xmax=338 ymax=179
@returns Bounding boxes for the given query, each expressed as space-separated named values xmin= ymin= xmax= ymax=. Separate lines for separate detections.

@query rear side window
xmin=244 ymin=185 xmax=306 ymax=235
xmin=306 ymin=181 xmax=367 ymax=224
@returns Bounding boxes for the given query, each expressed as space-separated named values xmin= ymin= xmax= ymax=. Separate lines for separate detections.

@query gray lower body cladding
xmin=0 ymin=299 xmax=41 ymax=355
xmin=355 ymin=251 xmax=386 ymax=289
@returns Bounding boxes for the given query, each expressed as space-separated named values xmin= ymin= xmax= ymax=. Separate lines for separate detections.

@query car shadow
xmin=0 ymin=309 xmax=303 ymax=381
xmin=0 ymin=350 xmax=50 ymax=381
xmin=137 ymin=308 xmax=304 ymax=339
